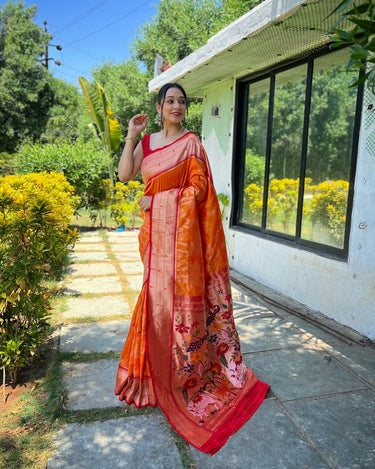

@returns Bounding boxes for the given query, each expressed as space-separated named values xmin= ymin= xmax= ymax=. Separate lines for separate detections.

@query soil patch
xmin=0 ymin=339 xmax=55 ymax=409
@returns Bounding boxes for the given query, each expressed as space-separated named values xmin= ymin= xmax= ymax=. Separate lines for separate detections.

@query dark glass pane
xmin=301 ymin=49 xmax=356 ymax=249
xmin=266 ymin=64 xmax=307 ymax=235
xmin=240 ymin=79 xmax=269 ymax=226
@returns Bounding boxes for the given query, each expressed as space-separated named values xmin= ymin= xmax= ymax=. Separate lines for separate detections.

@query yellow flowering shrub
xmin=309 ymin=180 xmax=349 ymax=244
xmin=243 ymin=177 xmax=348 ymax=245
xmin=268 ymin=178 xmax=299 ymax=231
xmin=244 ymin=183 xmax=263 ymax=225
xmin=0 ymin=172 xmax=78 ymax=383
xmin=102 ymin=179 xmax=144 ymax=228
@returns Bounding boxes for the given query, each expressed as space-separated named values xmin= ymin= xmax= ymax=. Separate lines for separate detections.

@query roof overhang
xmin=148 ymin=0 xmax=352 ymax=98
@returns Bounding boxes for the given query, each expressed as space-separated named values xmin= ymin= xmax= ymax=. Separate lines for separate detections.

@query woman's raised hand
xmin=128 ymin=114 xmax=148 ymax=136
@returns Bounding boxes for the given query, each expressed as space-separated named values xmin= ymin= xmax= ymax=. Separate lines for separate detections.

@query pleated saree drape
xmin=115 ymin=132 xmax=269 ymax=454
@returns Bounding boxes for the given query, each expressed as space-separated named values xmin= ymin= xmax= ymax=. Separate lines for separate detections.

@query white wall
xmin=202 ymin=83 xmax=375 ymax=340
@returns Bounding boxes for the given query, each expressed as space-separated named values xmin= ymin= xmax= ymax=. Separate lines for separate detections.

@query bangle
xmin=125 ymin=136 xmax=137 ymax=142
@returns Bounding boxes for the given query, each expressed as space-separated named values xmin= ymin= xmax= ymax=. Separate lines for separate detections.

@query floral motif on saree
xmin=115 ymin=132 xmax=269 ymax=454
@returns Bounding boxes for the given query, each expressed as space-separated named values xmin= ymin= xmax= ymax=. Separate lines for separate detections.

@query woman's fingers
xmin=132 ymin=114 xmax=148 ymax=126
xmin=138 ymin=195 xmax=152 ymax=211
xmin=129 ymin=114 xmax=148 ymax=133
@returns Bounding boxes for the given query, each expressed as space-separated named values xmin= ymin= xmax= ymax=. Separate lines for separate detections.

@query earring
xmin=157 ymin=112 xmax=164 ymax=127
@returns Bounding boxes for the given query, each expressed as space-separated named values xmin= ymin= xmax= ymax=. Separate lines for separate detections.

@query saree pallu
xmin=115 ymin=132 xmax=269 ymax=454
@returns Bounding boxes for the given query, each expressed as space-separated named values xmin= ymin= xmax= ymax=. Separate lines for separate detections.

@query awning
xmin=148 ymin=0 xmax=353 ymax=98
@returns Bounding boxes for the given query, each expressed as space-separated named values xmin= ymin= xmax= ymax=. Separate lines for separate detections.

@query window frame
xmin=231 ymin=46 xmax=364 ymax=260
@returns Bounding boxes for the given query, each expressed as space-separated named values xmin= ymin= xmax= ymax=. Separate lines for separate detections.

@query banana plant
xmin=79 ymin=77 xmax=122 ymax=186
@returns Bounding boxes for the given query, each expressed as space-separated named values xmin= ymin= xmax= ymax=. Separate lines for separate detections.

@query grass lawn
xmin=71 ymin=209 xmax=143 ymax=231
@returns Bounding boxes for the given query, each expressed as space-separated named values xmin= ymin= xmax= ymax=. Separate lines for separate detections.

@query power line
xmin=51 ymin=69 xmax=84 ymax=81
xmin=64 ymin=0 xmax=153 ymax=46
xmin=53 ymin=35 xmax=104 ymax=62
xmin=52 ymin=0 xmax=110 ymax=36
xmin=60 ymin=62 xmax=90 ymax=76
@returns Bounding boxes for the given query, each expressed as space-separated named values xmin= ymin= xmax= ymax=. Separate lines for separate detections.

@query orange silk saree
xmin=115 ymin=132 xmax=269 ymax=454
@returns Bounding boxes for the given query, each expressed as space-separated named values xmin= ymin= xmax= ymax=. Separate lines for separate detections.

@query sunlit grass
xmin=72 ymin=209 xmax=142 ymax=231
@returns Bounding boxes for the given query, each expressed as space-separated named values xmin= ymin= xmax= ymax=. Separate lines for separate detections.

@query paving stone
xmin=115 ymin=251 xmax=142 ymax=261
xmin=127 ymin=275 xmax=143 ymax=291
xmin=74 ymin=243 xmax=107 ymax=252
xmin=69 ymin=251 xmax=109 ymax=261
xmin=63 ymin=359 xmax=125 ymax=410
xmin=111 ymin=243 xmax=139 ymax=252
xmin=120 ymin=261 xmax=144 ymax=274
xmin=62 ymin=296 xmax=130 ymax=319
xmin=65 ymin=276 xmax=123 ymax=295
xmin=233 ymin=302 xmax=277 ymax=320
xmin=77 ymin=235 xmax=103 ymax=243
xmin=47 ymin=416 xmax=183 ymax=469
xmin=67 ymin=263 xmax=117 ymax=277
xmin=231 ymin=285 xmax=259 ymax=304
xmin=243 ymin=347 xmax=368 ymax=402
xmin=281 ymin=313 xmax=343 ymax=345
xmin=232 ymin=286 xmax=341 ymax=346
xmin=60 ymin=320 xmax=130 ymax=353
xmin=51 ymin=233 xmax=375 ymax=469
xmin=107 ymin=231 xmax=139 ymax=241
xmin=285 ymin=391 xmax=375 ymax=469
xmin=192 ymin=399 xmax=329 ymax=469
xmin=236 ymin=316 xmax=312 ymax=353
xmin=321 ymin=342 xmax=375 ymax=385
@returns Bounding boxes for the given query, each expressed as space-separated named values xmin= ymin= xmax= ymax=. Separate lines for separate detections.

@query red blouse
xmin=141 ymin=132 xmax=194 ymax=158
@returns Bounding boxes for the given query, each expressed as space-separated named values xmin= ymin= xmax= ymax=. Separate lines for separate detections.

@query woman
xmin=115 ymin=83 xmax=269 ymax=455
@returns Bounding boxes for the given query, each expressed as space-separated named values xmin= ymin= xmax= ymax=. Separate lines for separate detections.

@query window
xmin=232 ymin=47 xmax=363 ymax=258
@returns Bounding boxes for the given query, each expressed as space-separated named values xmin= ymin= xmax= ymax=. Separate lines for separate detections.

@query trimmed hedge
xmin=15 ymin=140 xmax=108 ymax=212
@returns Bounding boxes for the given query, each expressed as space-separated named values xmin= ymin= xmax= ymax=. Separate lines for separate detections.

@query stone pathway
xmin=46 ymin=230 xmax=375 ymax=469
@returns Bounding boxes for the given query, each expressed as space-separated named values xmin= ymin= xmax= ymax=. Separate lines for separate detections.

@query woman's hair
xmin=157 ymin=82 xmax=188 ymax=106
xmin=157 ymin=83 xmax=188 ymax=129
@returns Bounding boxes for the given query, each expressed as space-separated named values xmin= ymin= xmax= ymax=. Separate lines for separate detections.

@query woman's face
xmin=158 ymin=87 xmax=187 ymax=125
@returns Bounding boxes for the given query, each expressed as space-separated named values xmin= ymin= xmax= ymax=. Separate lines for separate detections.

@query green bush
xmin=14 ymin=140 xmax=108 ymax=212
xmin=217 ymin=193 xmax=229 ymax=220
xmin=0 ymin=152 xmax=14 ymax=176
xmin=244 ymin=149 xmax=265 ymax=186
xmin=0 ymin=172 xmax=78 ymax=383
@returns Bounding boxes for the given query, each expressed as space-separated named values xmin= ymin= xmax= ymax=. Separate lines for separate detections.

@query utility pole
xmin=44 ymin=21 xmax=49 ymax=69
xmin=40 ymin=21 xmax=62 ymax=69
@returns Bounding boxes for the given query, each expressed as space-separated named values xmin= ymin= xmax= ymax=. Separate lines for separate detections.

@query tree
xmin=89 ymin=1 xmax=264 ymax=151
xmin=246 ymin=63 xmax=357 ymax=183
xmin=40 ymin=77 xmax=89 ymax=143
xmin=0 ymin=1 xmax=52 ymax=153
xmin=132 ymin=0 xmax=262 ymax=73
xmin=329 ymin=0 xmax=375 ymax=93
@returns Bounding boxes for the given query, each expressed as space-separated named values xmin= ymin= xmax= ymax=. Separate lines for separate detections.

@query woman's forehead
xmin=165 ymin=88 xmax=185 ymax=98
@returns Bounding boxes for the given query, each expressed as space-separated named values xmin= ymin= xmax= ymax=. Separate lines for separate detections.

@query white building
xmin=149 ymin=0 xmax=375 ymax=341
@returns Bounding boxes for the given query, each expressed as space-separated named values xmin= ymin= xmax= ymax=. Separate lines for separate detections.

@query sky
xmin=23 ymin=0 xmax=160 ymax=85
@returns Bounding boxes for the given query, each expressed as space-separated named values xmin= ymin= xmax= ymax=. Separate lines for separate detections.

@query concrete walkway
xmin=46 ymin=230 xmax=375 ymax=469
